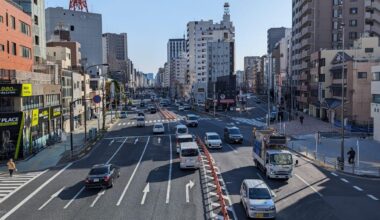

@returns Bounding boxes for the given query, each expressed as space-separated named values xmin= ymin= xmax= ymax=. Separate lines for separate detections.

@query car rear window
xmin=208 ymin=135 xmax=220 ymax=140
xmin=229 ymin=128 xmax=240 ymax=134
xmin=155 ymin=124 xmax=163 ymax=128
xmin=181 ymin=149 xmax=199 ymax=157
xmin=178 ymin=137 xmax=193 ymax=143
xmin=249 ymin=188 xmax=271 ymax=200
xmin=177 ymin=128 xmax=187 ymax=134
xmin=89 ymin=167 xmax=108 ymax=175
xmin=188 ymin=116 xmax=197 ymax=120
xmin=137 ymin=118 xmax=144 ymax=121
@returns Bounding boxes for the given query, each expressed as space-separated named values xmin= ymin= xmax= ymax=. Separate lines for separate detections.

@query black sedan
xmin=85 ymin=164 xmax=120 ymax=189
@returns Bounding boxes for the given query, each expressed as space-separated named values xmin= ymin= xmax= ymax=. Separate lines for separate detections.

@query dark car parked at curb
xmin=224 ymin=126 xmax=243 ymax=144
xmin=85 ymin=164 xmax=120 ymax=189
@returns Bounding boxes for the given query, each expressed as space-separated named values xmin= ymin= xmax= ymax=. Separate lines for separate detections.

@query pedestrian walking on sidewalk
xmin=299 ymin=115 xmax=304 ymax=125
xmin=7 ymin=159 xmax=16 ymax=177
xmin=347 ymin=148 xmax=356 ymax=164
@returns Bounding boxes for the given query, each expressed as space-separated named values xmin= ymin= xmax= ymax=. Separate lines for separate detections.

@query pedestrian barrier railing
xmin=196 ymin=137 xmax=230 ymax=220
xmin=289 ymin=142 xmax=380 ymax=177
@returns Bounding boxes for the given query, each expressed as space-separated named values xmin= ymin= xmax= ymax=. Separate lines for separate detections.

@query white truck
xmin=252 ymin=130 xmax=293 ymax=180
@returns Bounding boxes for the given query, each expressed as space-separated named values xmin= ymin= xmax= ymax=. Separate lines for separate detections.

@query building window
xmin=11 ymin=42 xmax=16 ymax=55
xmin=349 ymin=32 xmax=358 ymax=40
xmin=5 ymin=13 xmax=8 ymax=26
xmin=35 ymin=35 xmax=39 ymax=45
xmin=34 ymin=0 xmax=38 ymax=5
xmin=10 ymin=16 xmax=16 ymax=29
xmin=0 ymin=44 xmax=4 ymax=52
xmin=358 ymin=72 xmax=367 ymax=79
xmin=349 ymin=20 xmax=357 ymax=27
xmin=373 ymin=72 xmax=380 ymax=81
xmin=350 ymin=8 xmax=358 ymax=14
xmin=20 ymin=46 xmax=31 ymax=59
xmin=20 ymin=21 xmax=30 ymax=36
xmin=34 ymin=15 xmax=38 ymax=25
xmin=70 ymin=25 xmax=75 ymax=31
xmin=319 ymin=74 xmax=325 ymax=82
xmin=365 ymin=48 xmax=374 ymax=53
xmin=0 ymin=15 xmax=3 ymax=23
xmin=373 ymin=94 xmax=380 ymax=104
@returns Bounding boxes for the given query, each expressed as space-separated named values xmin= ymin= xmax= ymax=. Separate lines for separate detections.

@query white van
xmin=180 ymin=142 xmax=200 ymax=169
xmin=176 ymin=134 xmax=194 ymax=153
xmin=136 ymin=116 xmax=145 ymax=127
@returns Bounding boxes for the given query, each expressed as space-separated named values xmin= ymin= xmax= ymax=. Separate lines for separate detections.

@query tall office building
xmin=45 ymin=7 xmax=102 ymax=75
xmin=291 ymin=0 xmax=380 ymax=111
xmin=267 ymin=27 xmax=287 ymax=54
xmin=12 ymin=0 xmax=46 ymax=64
xmin=167 ymin=38 xmax=186 ymax=63
xmin=187 ymin=3 xmax=235 ymax=102
xmin=102 ymin=33 xmax=128 ymax=71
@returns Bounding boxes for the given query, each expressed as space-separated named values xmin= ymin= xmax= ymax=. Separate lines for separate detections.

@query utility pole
xmin=83 ymin=72 xmax=87 ymax=142
xmin=102 ymin=76 xmax=106 ymax=130
xmin=267 ymin=55 xmax=271 ymax=127
xmin=213 ymin=82 xmax=216 ymax=117
xmin=340 ymin=22 xmax=346 ymax=170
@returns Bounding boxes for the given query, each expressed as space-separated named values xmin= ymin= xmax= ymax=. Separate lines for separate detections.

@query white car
xmin=204 ymin=132 xmax=222 ymax=149
xmin=179 ymin=142 xmax=200 ymax=169
xmin=136 ymin=116 xmax=145 ymax=127
xmin=175 ymin=124 xmax=188 ymax=137
xmin=153 ymin=122 xmax=165 ymax=134
xmin=185 ymin=114 xmax=198 ymax=127
xmin=240 ymin=179 xmax=276 ymax=219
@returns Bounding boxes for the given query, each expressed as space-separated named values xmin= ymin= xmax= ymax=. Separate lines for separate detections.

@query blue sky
xmin=46 ymin=0 xmax=292 ymax=73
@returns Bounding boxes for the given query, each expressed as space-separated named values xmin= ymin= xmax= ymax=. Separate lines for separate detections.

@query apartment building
xmin=309 ymin=37 xmax=380 ymax=130
xmin=167 ymin=38 xmax=186 ymax=63
xmin=0 ymin=0 xmax=33 ymax=72
xmin=371 ymin=66 xmax=380 ymax=141
xmin=187 ymin=3 xmax=235 ymax=103
xmin=244 ymin=56 xmax=261 ymax=93
xmin=102 ymin=33 xmax=128 ymax=73
xmin=291 ymin=0 xmax=379 ymax=111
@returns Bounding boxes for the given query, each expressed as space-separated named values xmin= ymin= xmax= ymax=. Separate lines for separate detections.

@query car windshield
xmin=270 ymin=153 xmax=293 ymax=165
xmin=181 ymin=149 xmax=199 ymax=157
xmin=137 ymin=118 xmax=144 ymax=121
xmin=89 ymin=167 xmax=108 ymax=175
xmin=155 ymin=124 xmax=163 ymax=128
xmin=188 ymin=116 xmax=197 ymax=120
xmin=229 ymin=128 xmax=240 ymax=135
xmin=177 ymin=128 xmax=187 ymax=134
xmin=249 ymin=187 xmax=271 ymax=200
xmin=178 ymin=138 xmax=193 ymax=143
xmin=208 ymin=135 xmax=220 ymax=140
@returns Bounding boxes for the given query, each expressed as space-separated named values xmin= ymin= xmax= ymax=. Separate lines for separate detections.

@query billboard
xmin=0 ymin=112 xmax=23 ymax=160
xmin=0 ymin=84 xmax=32 ymax=97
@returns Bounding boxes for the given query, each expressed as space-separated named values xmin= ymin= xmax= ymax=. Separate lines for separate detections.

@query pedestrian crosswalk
xmin=231 ymin=117 xmax=266 ymax=128
xmin=0 ymin=171 xmax=47 ymax=203
xmin=117 ymin=119 xmax=181 ymax=127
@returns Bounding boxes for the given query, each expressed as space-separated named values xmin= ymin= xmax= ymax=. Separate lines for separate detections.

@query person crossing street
xmin=347 ymin=147 xmax=356 ymax=164
xmin=7 ymin=159 xmax=17 ymax=177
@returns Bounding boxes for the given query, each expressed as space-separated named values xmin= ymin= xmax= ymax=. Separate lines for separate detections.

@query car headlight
xmin=269 ymin=205 xmax=276 ymax=210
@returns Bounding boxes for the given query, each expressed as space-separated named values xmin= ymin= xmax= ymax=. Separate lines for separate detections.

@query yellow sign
xmin=32 ymin=109 xmax=39 ymax=127
xmin=21 ymin=84 xmax=32 ymax=97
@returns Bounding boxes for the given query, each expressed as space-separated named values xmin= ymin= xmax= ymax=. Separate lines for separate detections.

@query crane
xmin=69 ymin=0 xmax=88 ymax=12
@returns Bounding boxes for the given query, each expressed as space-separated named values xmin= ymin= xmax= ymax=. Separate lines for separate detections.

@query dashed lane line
xmin=117 ymin=136 xmax=151 ymax=206
xmin=331 ymin=172 xmax=338 ymax=177
xmin=165 ymin=135 xmax=172 ymax=204
xmin=105 ymin=137 xmax=128 ymax=165
xmin=353 ymin=186 xmax=363 ymax=192
xmin=0 ymin=163 xmax=72 ymax=220
xmin=367 ymin=194 xmax=379 ymax=201
xmin=63 ymin=187 xmax=85 ymax=209
xmin=340 ymin=178 xmax=349 ymax=183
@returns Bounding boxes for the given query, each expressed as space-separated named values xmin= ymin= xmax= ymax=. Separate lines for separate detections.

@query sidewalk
xmin=0 ymin=114 xmax=116 ymax=173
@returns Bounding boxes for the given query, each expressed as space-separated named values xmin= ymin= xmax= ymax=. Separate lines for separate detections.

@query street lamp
xmin=340 ymin=22 xmax=346 ymax=170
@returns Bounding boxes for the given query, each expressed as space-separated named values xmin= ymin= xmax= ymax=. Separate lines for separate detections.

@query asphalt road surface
xmin=0 ymin=104 xmax=379 ymax=220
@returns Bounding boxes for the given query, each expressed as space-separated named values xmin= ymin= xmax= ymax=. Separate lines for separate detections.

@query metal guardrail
xmin=196 ymin=137 xmax=230 ymax=220
xmin=289 ymin=142 xmax=380 ymax=177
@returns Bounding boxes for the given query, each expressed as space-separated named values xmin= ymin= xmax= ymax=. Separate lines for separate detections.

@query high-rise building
xmin=187 ymin=3 xmax=235 ymax=102
xmin=102 ymin=33 xmax=128 ymax=72
xmin=291 ymin=0 xmax=380 ymax=111
xmin=12 ymin=0 xmax=47 ymax=64
xmin=167 ymin=38 xmax=186 ymax=63
xmin=45 ymin=7 xmax=102 ymax=75
xmin=267 ymin=27 xmax=287 ymax=54
xmin=207 ymin=41 xmax=234 ymax=83
xmin=244 ymin=56 xmax=261 ymax=92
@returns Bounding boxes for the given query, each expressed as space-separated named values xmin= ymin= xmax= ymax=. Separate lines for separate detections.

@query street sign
xmin=220 ymin=94 xmax=226 ymax=100
xmin=93 ymin=95 xmax=101 ymax=104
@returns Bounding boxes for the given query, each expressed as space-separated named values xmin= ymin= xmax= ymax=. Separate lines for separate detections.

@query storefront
xmin=0 ymin=113 xmax=23 ymax=161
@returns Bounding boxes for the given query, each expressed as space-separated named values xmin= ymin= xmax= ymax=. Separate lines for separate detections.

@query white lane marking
xmin=353 ymin=186 xmax=363 ymax=192
xmin=295 ymin=174 xmax=323 ymax=197
xmin=118 ymin=123 xmax=121 ymax=126
xmin=38 ymin=187 xmax=65 ymax=210
xmin=340 ymin=178 xmax=349 ymax=183
xmin=106 ymin=137 xmax=128 ymax=165
xmin=225 ymin=143 xmax=238 ymax=154
xmin=122 ymin=123 xmax=126 ymax=126
xmin=153 ymin=120 xmax=157 ymax=123
xmin=90 ymin=190 xmax=105 ymax=208
xmin=0 ymin=170 xmax=48 ymax=204
xmin=185 ymin=180 xmax=195 ymax=203
xmin=63 ymin=186 xmax=85 ymax=209
xmin=0 ymin=163 xmax=72 ymax=220
xmin=256 ymin=173 xmax=276 ymax=197
xmin=134 ymin=138 xmax=139 ymax=145
xmin=331 ymin=172 xmax=338 ymax=177
xmin=108 ymin=139 xmax=114 ymax=146
xmin=166 ymin=135 xmax=172 ymax=204
xmin=117 ymin=136 xmax=151 ymax=206
xmin=367 ymin=194 xmax=379 ymax=201
xmin=140 ymin=183 xmax=150 ymax=205
xmin=149 ymin=120 xmax=152 ymax=123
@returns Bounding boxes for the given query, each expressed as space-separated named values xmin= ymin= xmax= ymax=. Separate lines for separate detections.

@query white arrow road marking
xmin=158 ymin=137 xmax=161 ymax=144
xmin=108 ymin=139 xmax=114 ymax=146
xmin=90 ymin=190 xmax=105 ymax=207
xmin=64 ymin=186 xmax=85 ymax=209
xmin=186 ymin=180 xmax=195 ymax=203
xmin=0 ymin=163 xmax=72 ymax=220
xmin=106 ymin=137 xmax=128 ymax=165
xmin=134 ymin=138 xmax=139 ymax=144
xmin=38 ymin=187 xmax=65 ymax=210
xmin=117 ymin=136 xmax=151 ymax=206
xmin=165 ymin=136 xmax=172 ymax=204
xmin=140 ymin=183 xmax=150 ymax=205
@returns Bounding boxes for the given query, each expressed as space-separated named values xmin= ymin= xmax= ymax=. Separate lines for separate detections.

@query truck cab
xmin=252 ymin=130 xmax=293 ymax=180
